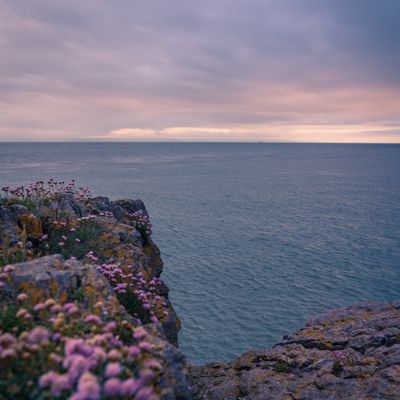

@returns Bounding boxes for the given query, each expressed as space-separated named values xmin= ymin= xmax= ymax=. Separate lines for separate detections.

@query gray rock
xmin=189 ymin=301 xmax=400 ymax=399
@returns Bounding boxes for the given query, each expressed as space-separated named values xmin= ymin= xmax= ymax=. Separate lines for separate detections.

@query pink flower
xmin=139 ymin=368 xmax=155 ymax=382
xmin=28 ymin=326 xmax=50 ymax=345
xmin=39 ymin=371 xmax=58 ymax=388
xmin=17 ymin=293 xmax=28 ymax=302
xmin=135 ymin=387 xmax=155 ymax=400
xmin=51 ymin=374 xmax=72 ymax=397
xmin=107 ymin=349 xmax=122 ymax=361
xmin=144 ymin=360 xmax=162 ymax=370
xmin=84 ymin=314 xmax=102 ymax=325
xmin=103 ymin=378 xmax=121 ymax=396
xmin=77 ymin=372 xmax=101 ymax=400
xmin=120 ymin=378 xmax=140 ymax=396
xmin=105 ymin=362 xmax=122 ymax=378
xmin=139 ymin=341 xmax=153 ymax=352
xmin=0 ymin=333 xmax=16 ymax=345
xmin=133 ymin=327 xmax=147 ymax=341
xmin=1 ymin=348 xmax=17 ymax=359
xmin=103 ymin=321 xmax=116 ymax=332
xmin=34 ymin=303 xmax=46 ymax=312
xmin=65 ymin=338 xmax=85 ymax=355
xmin=128 ymin=345 xmax=140 ymax=358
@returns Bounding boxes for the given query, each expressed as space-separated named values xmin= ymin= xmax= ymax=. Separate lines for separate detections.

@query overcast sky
xmin=1 ymin=0 xmax=399 ymax=142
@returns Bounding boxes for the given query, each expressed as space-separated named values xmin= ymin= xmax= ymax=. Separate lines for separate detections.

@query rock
xmin=189 ymin=301 xmax=400 ymax=399
xmin=0 ymin=206 xmax=20 ymax=246
xmin=0 ymin=254 xmax=125 ymax=313
xmin=0 ymin=254 xmax=191 ymax=399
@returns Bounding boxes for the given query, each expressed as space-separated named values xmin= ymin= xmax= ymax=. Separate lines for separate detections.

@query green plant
xmin=332 ymin=360 xmax=343 ymax=376
xmin=117 ymin=292 xmax=150 ymax=323
xmin=273 ymin=360 xmax=293 ymax=373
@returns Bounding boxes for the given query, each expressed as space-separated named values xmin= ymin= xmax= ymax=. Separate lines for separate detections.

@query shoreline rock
xmin=188 ymin=301 xmax=400 ymax=399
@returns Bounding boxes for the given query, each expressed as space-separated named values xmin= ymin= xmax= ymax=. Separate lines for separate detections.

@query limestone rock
xmin=188 ymin=301 xmax=400 ymax=400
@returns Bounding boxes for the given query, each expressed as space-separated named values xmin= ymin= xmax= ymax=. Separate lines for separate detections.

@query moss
xmin=273 ymin=360 xmax=293 ymax=373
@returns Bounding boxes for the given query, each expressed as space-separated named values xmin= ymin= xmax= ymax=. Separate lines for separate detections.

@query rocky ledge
xmin=188 ymin=301 xmax=400 ymax=400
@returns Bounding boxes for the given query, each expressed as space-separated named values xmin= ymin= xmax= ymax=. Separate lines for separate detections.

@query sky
xmin=0 ymin=0 xmax=400 ymax=143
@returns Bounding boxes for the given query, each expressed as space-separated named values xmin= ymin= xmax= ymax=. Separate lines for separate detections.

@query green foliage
xmin=332 ymin=360 xmax=343 ymax=376
xmin=46 ymin=220 xmax=105 ymax=261
xmin=72 ymin=287 xmax=85 ymax=303
xmin=117 ymin=292 xmax=150 ymax=324
xmin=273 ymin=360 xmax=293 ymax=373
xmin=0 ymin=305 xmax=25 ymax=332
xmin=0 ymin=198 xmax=37 ymax=211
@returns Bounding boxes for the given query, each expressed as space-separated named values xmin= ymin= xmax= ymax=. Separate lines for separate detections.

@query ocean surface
xmin=1 ymin=143 xmax=399 ymax=364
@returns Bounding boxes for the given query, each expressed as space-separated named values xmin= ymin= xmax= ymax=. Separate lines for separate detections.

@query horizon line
xmin=0 ymin=140 xmax=400 ymax=145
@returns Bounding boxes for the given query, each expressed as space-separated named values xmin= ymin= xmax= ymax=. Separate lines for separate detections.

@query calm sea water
xmin=0 ymin=143 xmax=399 ymax=364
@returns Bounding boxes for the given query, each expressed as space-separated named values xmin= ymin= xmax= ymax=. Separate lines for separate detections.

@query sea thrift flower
xmin=0 ymin=333 xmax=16 ymax=345
xmin=77 ymin=372 xmax=101 ymax=400
xmin=52 ymin=332 xmax=62 ymax=342
xmin=28 ymin=326 xmax=50 ymax=345
xmin=133 ymin=327 xmax=147 ymax=340
xmin=17 ymin=293 xmax=28 ymax=302
xmin=139 ymin=368 xmax=155 ymax=382
xmin=34 ymin=303 xmax=46 ymax=312
xmin=105 ymin=362 xmax=122 ymax=378
xmin=44 ymin=298 xmax=56 ymax=307
xmin=51 ymin=374 xmax=72 ymax=397
xmin=39 ymin=371 xmax=58 ymax=388
xmin=1 ymin=348 xmax=17 ymax=359
xmin=103 ymin=321 xmax=116 ymax=332
xmin=103 ymin=378 xmax=121 ymax=396
xmin=144 ymin=360 xmax=162 ymax=370
xmin=128 ymin=345 xmax=140 ymax=358
xmin=84 ymin=314 xmax=102 ymax=325
xmin=107 ymin=349 xmax=122 ymax=361
xmin=139 ymin=341 xmax=153 ymax=352
xmin=120 ymin=378 xmax=140 ymax=396
xmin=3 ymin=265 xmax=14 ymax=273
xmin=135 ymin=387 xmax=156 ymax=400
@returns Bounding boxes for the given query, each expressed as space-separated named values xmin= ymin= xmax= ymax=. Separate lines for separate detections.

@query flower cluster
xmin=128 ymin=211 xmax=152 ymax=238
xmin=1 ymin=179 xmax=91 ymax=202
xmin=95 ymin=262 xmax=168 ymax=324
xmin=0 ymin=294 xmax=161 ymax=399
xmin=332 ymin=350 xmax=346 ymax=364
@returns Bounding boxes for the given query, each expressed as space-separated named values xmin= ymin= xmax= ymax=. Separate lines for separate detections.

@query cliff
xmin=0 ymin=181 xmax=190 ymax=399
xmin=1 ymin=181 xmax=399 ymax=399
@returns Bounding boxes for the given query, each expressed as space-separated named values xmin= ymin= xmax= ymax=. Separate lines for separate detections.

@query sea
xmin=0 ymin=142 xmax=399 ymax=364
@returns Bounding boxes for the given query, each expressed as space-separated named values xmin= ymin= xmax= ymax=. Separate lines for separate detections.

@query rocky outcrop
xmin=188 ymin=301 xmax=400 ymax=399
xmin=0 ymin=188 xmax=190 ymax=399
xmin=0 ymin=192 xmax=180 ymax=345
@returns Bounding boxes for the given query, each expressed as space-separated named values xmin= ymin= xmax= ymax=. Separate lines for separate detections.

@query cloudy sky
xmin=1 ymin=0 xmax=399 ymax=142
